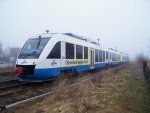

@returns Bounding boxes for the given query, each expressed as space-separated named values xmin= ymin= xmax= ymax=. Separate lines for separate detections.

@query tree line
xmin=0 ymin=41 xmax=21 ymax=63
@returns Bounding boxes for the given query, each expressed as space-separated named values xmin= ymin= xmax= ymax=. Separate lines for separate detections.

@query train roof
xmin=64 ymin=33 xmax=100 ymax=46
xmin=31 ymin=32 xmax=100 ymax=46
xmin=108 ymin=48 xmax=128 ymax=56
xmin=31 ymin=32 xmax=128 ymax=55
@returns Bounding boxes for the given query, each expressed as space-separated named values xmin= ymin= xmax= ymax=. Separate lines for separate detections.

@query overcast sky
xmin=0 ymin=0 xmax=150 ymax=59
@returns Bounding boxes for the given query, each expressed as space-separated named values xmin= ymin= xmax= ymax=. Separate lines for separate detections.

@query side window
xmin=110 ymin=53 xmax=112 ymax=59
xmin=112 ymin=53 xmax=114 ymax=61
xmin=103 ymin=51 xmax=105 ymax=62
xmin=118 ymin=54 xmax=121 ymax=60
xmin=47 ymin=42 xmax=61 ymax=59
xmin=115 ymin=54 xmax=117 ymax=61
xmin=99 ymin=50 xmax=102 ymax=62
xmin=112 ymin=53 xmax=115 ymax=61
xmin=95 ymin=49 xmax=98 ymax=62
xmin=66 ymin=42 xmax=74 ymax=59
xmin=76 ymin=45 xmax=83 ymax=59
xmin=106 ymin=52 xmax=108 ymax=59
xmin=84 ymin=47 xmax=88 ymax=59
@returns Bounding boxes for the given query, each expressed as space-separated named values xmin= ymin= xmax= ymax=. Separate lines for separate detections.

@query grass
xmin=4 ymin=64 xmax=150 ymax=113
xmin=119 ymin=65 xmax=150 ymax=113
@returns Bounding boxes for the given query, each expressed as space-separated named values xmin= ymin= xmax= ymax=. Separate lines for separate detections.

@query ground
xmin=4 ymin=63 xmax=150 ymax=113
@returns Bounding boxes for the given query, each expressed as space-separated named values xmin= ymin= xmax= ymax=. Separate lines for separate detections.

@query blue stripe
xmin=18 ymin=64 xmax=91 ymax=80
xmin=34 ymin=64 xmax=91 ymax=79
xmin=18 ymin=61 xmax=123 ymax=81
xmin=94 ymin=63 xmax=107 ymax=68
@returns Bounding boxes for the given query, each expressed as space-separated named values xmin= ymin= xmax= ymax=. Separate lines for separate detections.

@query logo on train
xmin=51 ymin=60 xmax=57 ymax=66
xmin=21 ymin=60 xmax=28 ymax=64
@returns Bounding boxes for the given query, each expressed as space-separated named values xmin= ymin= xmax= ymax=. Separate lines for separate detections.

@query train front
xmin=15 ymin=36 xmax=50 ymax=82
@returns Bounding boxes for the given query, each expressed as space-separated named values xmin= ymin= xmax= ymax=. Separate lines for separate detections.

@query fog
xmin=0 ymin=0 xmax=150 ymax=59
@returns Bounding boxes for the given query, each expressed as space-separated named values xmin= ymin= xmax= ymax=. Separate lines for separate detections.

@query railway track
xmin=0 ymin=65 xmax=126 ymax=112
xmin=0 ymin=79 xmax=28 ymax=98
xmin=0 ymin=71 xmax=101 ymax=112
xmin=0 ymin=72 xmax=15 ymax=76
xmin=0 ymin=79 xmax=54 ymax=107
xmin=0 ymin=74 xmax=102 ymax=111
xmin=0 ymin=79 xmax=23 ymax=89
xmin=0 ymin=72 xmax=16 ymax=82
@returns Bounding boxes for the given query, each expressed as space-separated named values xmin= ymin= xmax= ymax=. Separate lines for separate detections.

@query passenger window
xmin=76 ymin=45 xmax=83 ymax=59
xmin=66 ymin=42 xmax=74 ymax=59
xmin=99 ymin=50 xmax=102 ymax=62
xmin=95 ymin=49 xmax=98 ymax=62
xmin=115 ymin=54 xmax=117 ymax=61
xmin=112 ymin=53 xmax=114 ymax=61
xmin=106 ymin=52 xmax=108 ymax=59
xmin=84 ymin=47 xmax=88 ymax=59
xmin=47 ymin=42 xmax=61 ymax=59
xmin=110 ymin=53 xmax=112 ymax=59
xmin=118 ymin=55 xmax=121 ymax=60
xmin=103 ymin=51 xmax=105 ymax=62
xmin=112 ymin=53 xmax=115 ymax=61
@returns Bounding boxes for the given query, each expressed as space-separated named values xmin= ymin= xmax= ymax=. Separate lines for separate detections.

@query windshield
xmin=18 ymin=38 xmax=50 ymax=59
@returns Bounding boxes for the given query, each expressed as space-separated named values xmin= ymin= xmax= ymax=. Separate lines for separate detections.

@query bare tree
xmin=9 ymin=47 xmax=21 ymax=63
xmin=136 ymin=52 xmax=147 ymax=65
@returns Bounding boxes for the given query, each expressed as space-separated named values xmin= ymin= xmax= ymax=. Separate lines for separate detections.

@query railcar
xmin=15 ymin=32 xmax=129 ymax=81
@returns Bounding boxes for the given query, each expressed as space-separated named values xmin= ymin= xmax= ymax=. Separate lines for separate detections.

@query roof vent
xmin=46 ymin=30 xmax=49 ymax=33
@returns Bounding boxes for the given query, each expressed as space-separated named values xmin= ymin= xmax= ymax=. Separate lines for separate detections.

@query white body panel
xmin=16 ymin=33 xmax=129 ymax=70
xmin=16 ymin=59 xmax=38 ymax=65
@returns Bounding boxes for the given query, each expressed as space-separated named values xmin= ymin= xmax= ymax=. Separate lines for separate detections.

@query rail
xmin=0 ymin=64 xmax=126 ymax=112
xmin=0 ymin=72 xmax=101 ymax=112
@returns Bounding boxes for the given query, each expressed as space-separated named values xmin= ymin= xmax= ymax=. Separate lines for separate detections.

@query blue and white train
xmin=16 ymin=32 xmax=129 ymax=81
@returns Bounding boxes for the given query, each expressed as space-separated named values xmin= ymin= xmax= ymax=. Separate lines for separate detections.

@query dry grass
xmin=32 ymin=75 xmax=97 ymax=113
xmin=7 ymin=65 xmax=150 ymax=113
xmin=47 ymin=77 xmax=69 ymax=102
xmin=93 ymin=68 xmax=130 ymax=113
xmin=68 ymin=77 xmax=96 ymax=112
xmin=31 ymin=67 xmax=129 ymax=113
xmin=9 ymin=67 xmax=127 ymax=113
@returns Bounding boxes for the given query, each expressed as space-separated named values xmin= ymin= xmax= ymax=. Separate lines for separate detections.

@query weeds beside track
xmin=0 ymin=65 xmax=126 ymax=112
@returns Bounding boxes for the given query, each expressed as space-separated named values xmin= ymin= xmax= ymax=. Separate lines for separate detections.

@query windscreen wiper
xmin=36 ymin=36 xmax=41 ymax=49
xmin=22 ymin=53 xmax=34 ymax=59
xmin=22 ymin=51 xmax=37 ymax=59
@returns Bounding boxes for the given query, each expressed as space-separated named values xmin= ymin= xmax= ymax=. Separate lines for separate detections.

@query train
xmin=15 ymin=32 xmax=129 ymax=82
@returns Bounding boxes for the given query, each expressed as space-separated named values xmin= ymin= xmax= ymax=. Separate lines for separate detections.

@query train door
xmin=90 ymin=49 xmax=94 ymax=68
